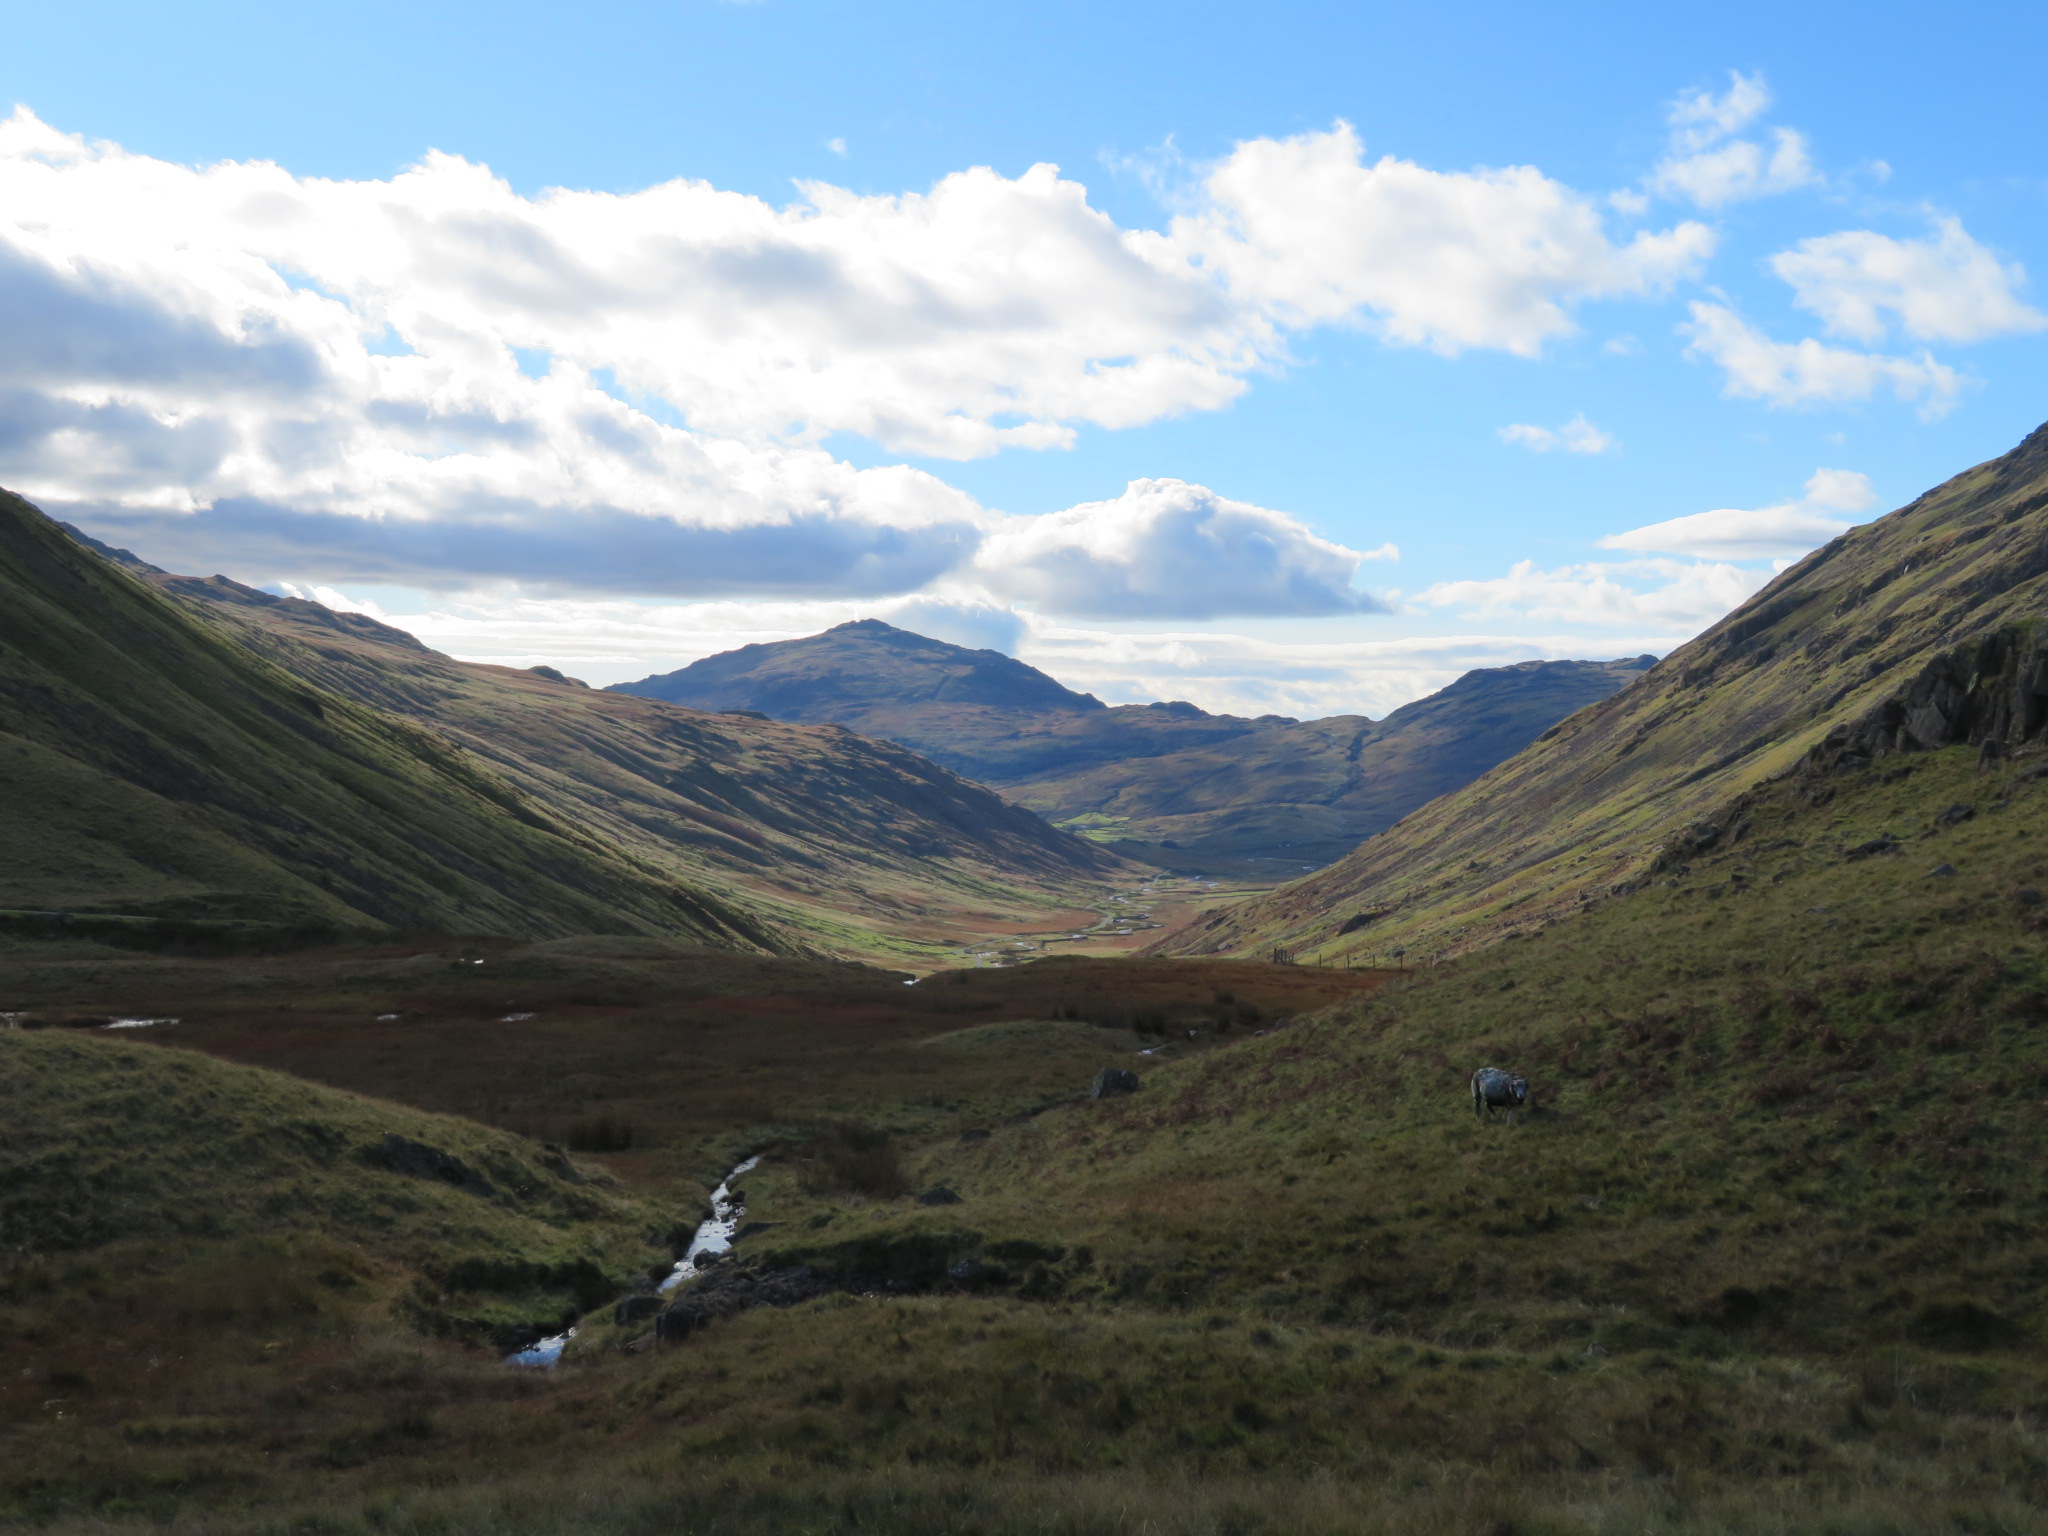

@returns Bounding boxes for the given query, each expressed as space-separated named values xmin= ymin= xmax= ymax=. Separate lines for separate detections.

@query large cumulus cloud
xmin=0 ymin=106 xmax=1698 ymax=612
xmin=974 ymin=479 xmax=1385 ymax=620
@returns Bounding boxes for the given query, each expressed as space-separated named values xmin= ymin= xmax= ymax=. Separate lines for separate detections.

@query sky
xmin=4 ymin=0 xmax=2046 ymax=717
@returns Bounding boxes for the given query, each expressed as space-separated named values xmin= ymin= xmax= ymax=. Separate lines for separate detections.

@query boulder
xmin=1090 ymin=1067 xmax=1141 ymax=1099
xmin=918 ymin=1187 xmax=963 ymax=1206
xmin=612 ymin=1294 xmax=664 ymax=1326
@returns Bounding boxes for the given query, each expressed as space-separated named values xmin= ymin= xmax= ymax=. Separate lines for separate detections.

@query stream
xmin=506 ymin=1154 xmax=760 ymax=1368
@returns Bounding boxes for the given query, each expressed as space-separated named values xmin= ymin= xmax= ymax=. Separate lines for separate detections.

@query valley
xmin=10 ymin=424 xmax=2048 ymax=1533
xmin=616 ymin=619 xmax=1652 ymax=872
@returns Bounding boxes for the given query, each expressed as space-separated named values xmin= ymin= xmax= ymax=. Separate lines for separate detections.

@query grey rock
xmin=917 ymin=1187 xmax=963 ymax=1206
xmin=1090 ymin=1067 xmax=1141 ymax=1099
xmin=1928 ymin=863 xmax=1958 ymax=878
xmin=1937 ymin=803 xmax=1977 ymax=826
xmin=613 ymin=1294 xmax=663 ymax=1326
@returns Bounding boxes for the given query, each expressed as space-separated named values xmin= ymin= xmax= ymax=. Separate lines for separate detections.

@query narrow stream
xmin=506 ymin=1154 xmax=760 ymax=1368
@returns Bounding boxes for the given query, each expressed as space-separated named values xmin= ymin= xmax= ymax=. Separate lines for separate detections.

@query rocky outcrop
xmin=1804 ymin=626 xmax=2048 ymax=771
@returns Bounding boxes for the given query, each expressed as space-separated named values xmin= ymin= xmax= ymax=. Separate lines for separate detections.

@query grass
xmin=0 ymin=1030 xmax=668 ymax=1343
xmin=0 ymin=942 xmax=1386 ymax=1188
xmin=9 ymin=745 xmax=2048 ymax=1531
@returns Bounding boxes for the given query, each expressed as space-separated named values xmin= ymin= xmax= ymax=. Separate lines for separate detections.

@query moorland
xmin=6 ymin=423 xmax=2048 ymax=1534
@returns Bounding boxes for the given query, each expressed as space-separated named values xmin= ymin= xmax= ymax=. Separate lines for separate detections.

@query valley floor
xmin=9 ymin=744 xmax=2048 ymax=1533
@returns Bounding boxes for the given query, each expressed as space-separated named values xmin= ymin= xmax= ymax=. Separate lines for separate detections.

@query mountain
xmin=616 ymin=620 xmax=1652 ymax=871
xmin=1159 ymin=418 xmax=2048 ymax=961
xmin=103 ymin=548 xmax=1131 ymax=963
xmin=0 ymin=487 xmax=770 ymax=949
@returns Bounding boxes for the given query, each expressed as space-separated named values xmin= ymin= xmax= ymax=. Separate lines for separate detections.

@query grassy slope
xmin=9 ymin=747 xmax=2048 ymax=1533
xmin=152 ymin=577 xmax=1131 ymax=964
xmin=1163 ymin=421 xmax=2048 ymax=962
xmin=0 ymin=1028 xmax=666 ymax=1334
xmin=0 ymin=488 xmax=767 ymax=948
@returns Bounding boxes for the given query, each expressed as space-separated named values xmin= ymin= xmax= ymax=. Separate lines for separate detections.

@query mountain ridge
xmin=1155 ymin=418 xmax=2048 ymax=960
xmin=616 ymin=621 xmax=1652 ymax=870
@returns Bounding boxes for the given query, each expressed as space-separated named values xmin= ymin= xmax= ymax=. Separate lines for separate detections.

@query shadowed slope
xmin=1158 ymin=420 xmax=2048 ymax=961
xmin=0 ymin=489 xmax=768 ymax=947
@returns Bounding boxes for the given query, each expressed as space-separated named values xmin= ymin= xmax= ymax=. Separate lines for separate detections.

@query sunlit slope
xmin=1159 ymin=419 xmax=2048 ymax=961
xmin=136 ymin=573 xmax=1131 ymax=961
xmin=0 ymin=488 xmax=768 ymax=946
xmin=771 ymin=740 xmax=2048 ymax=1357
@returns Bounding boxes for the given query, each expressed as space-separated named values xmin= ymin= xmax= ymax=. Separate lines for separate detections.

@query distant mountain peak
xmin=615 ymin=618 xmax=1105 ymax=717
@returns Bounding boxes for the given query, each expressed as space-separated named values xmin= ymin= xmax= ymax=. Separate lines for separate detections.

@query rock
xmin=2017 ymin=888 xmax=2044 ymax=907
xmin=654 ymin=1307 xmax=700 ymax=1342
xmin=1090 ymin=1067 xmax=1141 ymax=1099
xmin=613 ymin=1294 xmax=664 ymax=1326
xmin=1927 ymin=864 xmax=1958 ymax=878
xmin=917 ymin=1187 xmax=963 ymax=1206
xmin=957 ymin=1128 xmax=991 ymax=1144
xmin=365 ymin=1133 xmax=497 ymax=1200
xmin=948 ymin=1259 xmax=989 ymax=1285
xmin=1845 ymin=836 xmax=1900 ymax=859
xmin=692 ymin=1248 xmax=728 ymax=1268
xmin=1937 ymin=803 xmax=1977 ymax=826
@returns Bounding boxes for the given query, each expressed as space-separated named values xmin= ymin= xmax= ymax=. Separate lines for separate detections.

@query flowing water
xmin=506 ymin=1154 xmax=761 ymax=1368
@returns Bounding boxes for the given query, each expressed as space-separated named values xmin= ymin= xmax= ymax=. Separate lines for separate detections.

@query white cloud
xmin=825 ymin=137 xmax=848 ymax=158
xmin=1 ymin=106 xmax=1714 ymax=605
xmin=972 ymin=478 xmax=1385 ymax=621
xmin=1648 ymin=72 xmax=1819 ymax=209
xmin=1498 ymin=414 xmax=1616 ymax=454
xmin=1667 ymin=71 xmax=1771 ymax=150
xmin=1770 ymin=216 xmax=2046 ymax=344
xmin=1680 ymin=300 xmax=1961 ymax=416
xmin=1416 ymin=555 xmax=1769 ymax=630
xmin=1598 ymin=467 xmax=1876 ymax=560
xmin=1165 ymin=122 xmax=1714 ymax=357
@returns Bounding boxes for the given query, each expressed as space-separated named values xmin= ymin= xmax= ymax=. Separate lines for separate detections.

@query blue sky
xmin=4 ymin=0 xmax=2045 ymax=715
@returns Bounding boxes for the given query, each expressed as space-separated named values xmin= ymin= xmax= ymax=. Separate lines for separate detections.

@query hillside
xmin=0 ymin=1026 xmax=664 ymax=1340
xmin=1161 ymin=419 xmax=2048 ymax=961
xmin=617 ymin=620 xmax=1650 ymax=871
xmin=116 ymin=569 xmax=1131 ymax=964
xmin=0 ymin=488 xmax=771 ymax=949
xmin=15 ymin=728 xmax=2048 ymax=1531
xmin=1011 ymin=655 xmax=1652 ymax=868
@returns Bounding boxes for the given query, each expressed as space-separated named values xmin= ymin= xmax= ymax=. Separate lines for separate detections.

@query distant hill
xmin=616 ymin=621 xmax=1651 ymax=871
xmin=1159 ymin=418 xmax=2048 ymax=961
xmin=8 ymin=489 xmax=1128 ymax=959
xmin=107 ymin=558 xmax=1130 ymax=963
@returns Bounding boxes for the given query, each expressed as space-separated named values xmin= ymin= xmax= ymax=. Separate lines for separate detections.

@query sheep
xmin=1471 ymin=1066 xmax=1529 ymax=1124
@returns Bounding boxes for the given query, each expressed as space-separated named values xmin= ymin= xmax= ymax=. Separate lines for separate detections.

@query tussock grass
xmin=12 ymin=749 xmax=2048 ymax=1530
xmin=0 ymin=1030 xmax=664 ymax=1340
